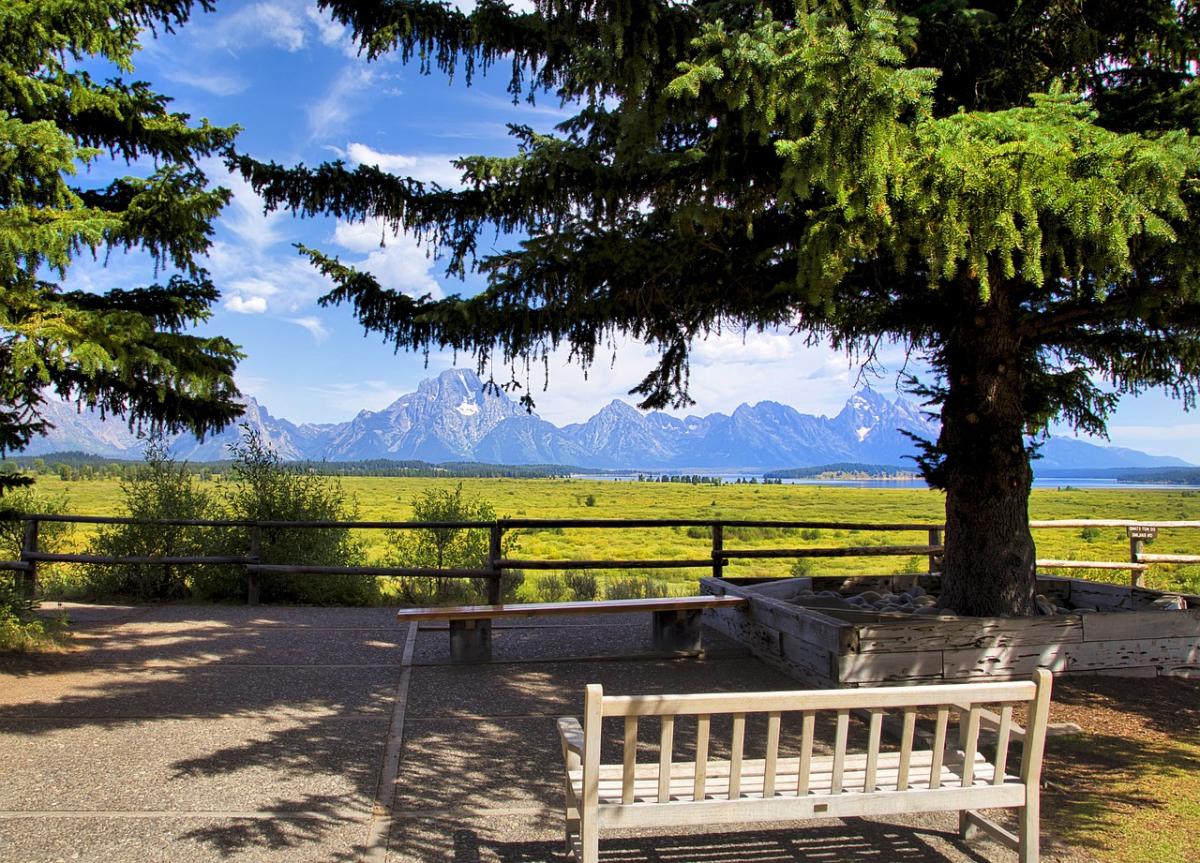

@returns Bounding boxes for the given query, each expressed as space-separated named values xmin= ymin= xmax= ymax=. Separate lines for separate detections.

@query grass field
xmin=28 ymin=476 xmax=1200 ymax=599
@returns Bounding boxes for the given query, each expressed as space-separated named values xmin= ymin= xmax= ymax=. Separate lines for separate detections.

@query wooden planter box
xmin=701 ymin=574 xmax=1200 ymax=686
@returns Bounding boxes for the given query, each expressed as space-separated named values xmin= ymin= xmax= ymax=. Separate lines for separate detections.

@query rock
xmin=906 ymin=585 xmax=927 ymax=598
xmin=1055 ymin=607 xmax=1071 ymax=615
xmin=1072 ymin=605 xmax=1097 ymax=613
xmin=858 ymin=590 xmax=882 ymax=603
xmin=1151 ymin=596 xmax=1185 ymax=610
xmin=914 ymin=596 xmax=937 ymax=607
xmin=912 ymin=605 xmax=942 ymax=616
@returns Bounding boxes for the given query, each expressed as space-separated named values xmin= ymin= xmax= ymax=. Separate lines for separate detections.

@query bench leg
xmin=449 ymin=619 xmax=492 ymax=663
xmin=1019 ymin=797 xmax=1040 ymax=863
xmin=651 ymin=608 xmax=704 ymax=653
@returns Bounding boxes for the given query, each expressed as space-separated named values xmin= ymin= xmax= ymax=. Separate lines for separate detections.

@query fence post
xmin=20 ymin=518 xmax=38 ymax=599
xmin=246 ymin=525 xmax=262 ymax=606
xmin=1129 ymin=535 xmax=1145 ymax=588
xmin=487 ymin=523 xmax=503 ymax=605
xmin=711 ymin=523 xmax=724 ymax=580
xmin=927 ymin=527 xmax=943 ymax=576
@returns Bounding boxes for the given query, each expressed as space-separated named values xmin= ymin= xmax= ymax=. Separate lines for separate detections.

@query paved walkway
xmin=0 ymin=604 xmax=1022 ymax=862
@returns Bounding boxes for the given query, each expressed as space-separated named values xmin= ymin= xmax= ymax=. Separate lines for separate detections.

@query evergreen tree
xmin=0 ymin=1 xmax=244 ymax=495
xmin=232 ymin=1 xmax=1200 ymax=616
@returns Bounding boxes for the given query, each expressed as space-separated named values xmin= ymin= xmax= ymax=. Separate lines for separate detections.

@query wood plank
xmin=592 ymin=785 xmax=1024 ymax=830
xmin=658 ymin=716 xmax=674 ymax=803
xmin=897 ymin=708 xmax=916 ymax=791
xmin=729 ymin=714 xmax=745 ymax=800
xmin=748 ymin=596 xmax=856 ymax=654
xmin=929 ymin=707 xmax=948 ymax=790
xmin=960 ymin=705 xmax=981 ymax=787
xmin=864 ymin=710 xmax=883 ymax=793
xmin=838 ymin=649 xmax=946 ymax=684
xmin=395 ymin=595 xmax=746 ymax=621
xmin=797 ymin=711 xmax=815 ymax=795
xmin=622 ymin=716 xmax=638 ymax=805
xmin=944 ymin=637 xmax=1199 ymax=679
xmin=831 ymin=710 xmax=850 ymax=794
xmin=693 ymin=715 xmax=710 ymax=802
xmin=1081 ymin=609 xmax=1200 ymax=641
xmin=763 ymin=712 xmax=781 ymax=798
xmin=854 ymin=614 xmax=1084 ymax=654
xmin=600 ymin=680 xmax=1036 ymax=716
xmin=993 ymin=705 xmax=1013 ymax=784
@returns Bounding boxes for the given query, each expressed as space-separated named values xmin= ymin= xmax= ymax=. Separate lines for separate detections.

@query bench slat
xmin=693 ymin=715 xmax=710 ymax=802
xmin=395 ymin=595 xmax=746 ymax=621
xmin=728 ymin=714 xmax=746 ymax=800
xmin=929 ymin=706 xmax=949 ymax=790
xmin=864 ymin=710 xmax=883 ymax=793
xmin=763 ymin=712 xmax=781 ymax=799
xmin=992 ymin=704 xmax=1014 ymax=785
xmin=896 ymin=708 xmax=916 ymax=791
xmin=622 ymin=716 xmax=638 ymax=805
xmin=797 ymin=711 xmax=815 ymax=796
xmin=658 ymin=716 xmax=675 ymax=804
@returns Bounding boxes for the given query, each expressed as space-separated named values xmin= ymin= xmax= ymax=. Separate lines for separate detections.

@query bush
xmin=604 ymin=575 xmax=670 ymax=600
xmin=584 ymin=494 xmax=597 ymax=507
xmin=563 ymin=570 xmax=598 ymax=601
xmin=789 ymin=559 xmax=815 ymax=577
xmin=1080 ymin=527 xmax=1102 ymax=543
xmin=85 ymin=440 xmax=219 ymax=600
xmin=213 ymin=429 xmax=373 ymax=605
xmin=387 ymin=483 xmax=518 ymax=605
xmin=800 ymin=528 xmax=822 ymax=541
xmin=535 ymin=573 xmax=569 ymax=603
xmin=0 ymin=487 xmax=76 ymax=596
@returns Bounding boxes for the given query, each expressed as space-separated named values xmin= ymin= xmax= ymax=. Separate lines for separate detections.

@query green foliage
xmin=387 ymin=482 xmax=518 ymax=605
xmin=0 ymin=0 xmax=242 ymax=494
xmin=584 ymin=494 xmax=597 ymax=507
xmin=563 ymin=570 xmax=599 ymax=602
xmin=85 ymin=439 xmax=217 ymax=600
xmin=604 ymin=575 xmax=670 ymax=600
xmin=534 ymin=573 xmax=569 ymax=603
xmin=217 ymin=429 xmax=372 ymax=605
xmin=1080 ymin=526 xmax=1103 ymax=543
xmin=0 ymin=486 xmax=76 ymax=598
xmin=789 ymin=559 xmax=815 ymax=578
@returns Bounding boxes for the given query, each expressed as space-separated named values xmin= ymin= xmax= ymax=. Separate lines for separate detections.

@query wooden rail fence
xmin=0 ymin=515 xmax=1196 ymax=603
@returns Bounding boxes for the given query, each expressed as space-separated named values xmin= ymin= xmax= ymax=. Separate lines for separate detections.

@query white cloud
xmin=227 ymin=278 xmax=280 ymax=298
xmin=160 ymin=69 xmax=248 ymax=96
xmin=226 ymin=295 xmax=269 ymax=314
xmin=332 ymin=219 xmax=444 ymax=299
xmin=307 ymin=380 xmax=409 ymax=413
xmin=691 ymin=330 xmax=797 ymax=365
xmin=214 ymin=2 xmax=307 ymax=53
xmin=308 ymin=66 xmax=378 ymax=140
xmin=287 ymin=316 xmax=331 ymax=343
xmin=344 ymin=142 xmax=464 ymax=187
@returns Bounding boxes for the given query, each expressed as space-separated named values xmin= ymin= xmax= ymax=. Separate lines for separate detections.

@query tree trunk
xmin=936 ymin=284 xmax=1037 ymax=617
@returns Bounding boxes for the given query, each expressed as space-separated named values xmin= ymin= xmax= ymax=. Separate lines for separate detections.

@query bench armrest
xmin=557 ymin=717 xmax=584 ymax=762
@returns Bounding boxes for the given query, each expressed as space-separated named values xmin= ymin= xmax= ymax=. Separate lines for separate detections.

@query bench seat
xmin=570 ymin=749 xmax=1011 ymax=806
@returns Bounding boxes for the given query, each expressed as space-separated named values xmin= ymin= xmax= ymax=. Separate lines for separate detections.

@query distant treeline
xmin=1037 ymin=467 xmax=1200 ymax=484
xmin=764 ymin=463 xmax=916 ymax=479
xmin=2 ymin=451 xmax=599 ymax=481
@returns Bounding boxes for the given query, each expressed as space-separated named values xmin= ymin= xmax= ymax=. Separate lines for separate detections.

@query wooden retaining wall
xmin=701 ymin=575 xmax=1200 ymax=686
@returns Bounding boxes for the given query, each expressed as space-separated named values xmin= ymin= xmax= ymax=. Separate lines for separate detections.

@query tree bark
xmin=936 ymin=283 xmax=1037 ymax=617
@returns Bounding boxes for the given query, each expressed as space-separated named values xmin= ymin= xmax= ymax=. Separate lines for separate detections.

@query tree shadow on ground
xmin=460 ymin=822 xmax=995 ymax=863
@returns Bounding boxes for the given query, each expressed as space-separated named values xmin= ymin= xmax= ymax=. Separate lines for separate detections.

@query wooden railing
xmin=0 ymin=514 xmax=1196 ymax=603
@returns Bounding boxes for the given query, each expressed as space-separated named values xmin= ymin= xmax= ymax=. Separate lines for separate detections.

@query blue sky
xmin=64 ymin=1 xmax=1200 ymax=461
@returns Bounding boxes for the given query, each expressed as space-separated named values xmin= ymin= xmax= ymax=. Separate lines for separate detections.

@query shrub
xmin=789 ymin=559 xmax=815 ymax=577
xmin=584 ymin=494 xmax=597 ymax=507
xmin=563 ymin=570 xmax=598 ymax=601
xmin=387 ymin=483 xmax=517 ymax=605
xmin=604 ymin=575 xmax=670 ymax=600
xmin=214 ymin=429 xmax=373 ymax=605
xmin=85 ymin=440 xmax=219 ymax=600
xmin=800 ymin=528 xmax=822 ymax=541
xmin=1080 ymin=527 xmax=1102 ymax=543
xmin=535 ymin=573 xmax=569 ymax=603
xmin=685 ymin=526 xmax=710 ymax=540
xmin=0 ymin=487 xmax=76 ymax=596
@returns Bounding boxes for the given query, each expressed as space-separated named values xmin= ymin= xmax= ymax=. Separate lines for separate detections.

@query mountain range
xmin=19 ymin=368 xmax=1190 ymax=471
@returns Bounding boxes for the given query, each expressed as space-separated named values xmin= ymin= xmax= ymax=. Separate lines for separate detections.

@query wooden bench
xmin=395 ymin=595 xmax=747 ymax=662
xmin=557 ymin=669 xmax=1053 ymax=863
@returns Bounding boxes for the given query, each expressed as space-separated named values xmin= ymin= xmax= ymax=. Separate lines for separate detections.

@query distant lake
xmin=574 ymin=473 xmax=1200 ymax=491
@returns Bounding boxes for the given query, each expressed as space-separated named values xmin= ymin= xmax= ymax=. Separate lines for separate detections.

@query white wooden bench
xmin=395 ymin=595 xmax=748 ymax=662
xmin=557 ymin=669 xmax=1053 ymax=863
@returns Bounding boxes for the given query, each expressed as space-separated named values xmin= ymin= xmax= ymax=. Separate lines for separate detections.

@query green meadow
xmin=32 ymin=476 xmax=1200 ymax=599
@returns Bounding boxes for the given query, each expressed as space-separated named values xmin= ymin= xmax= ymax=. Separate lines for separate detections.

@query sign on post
xmin=1127 ymin=525 xmax=1158 ymax=541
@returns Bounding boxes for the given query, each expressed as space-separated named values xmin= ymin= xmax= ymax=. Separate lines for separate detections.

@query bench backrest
xmin=580 ymin=669 xmax=1052 ymax=805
